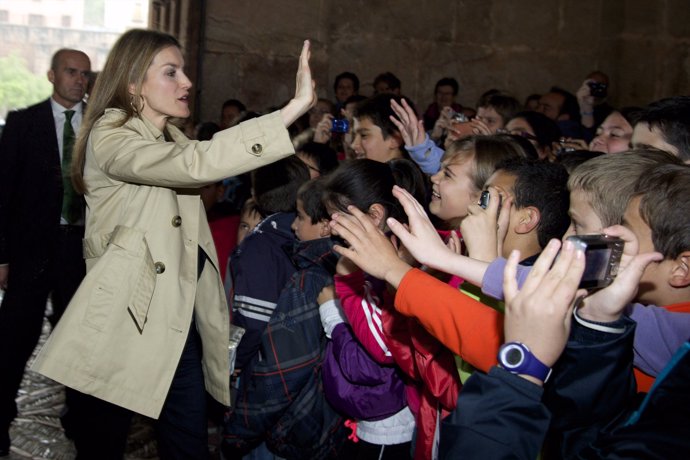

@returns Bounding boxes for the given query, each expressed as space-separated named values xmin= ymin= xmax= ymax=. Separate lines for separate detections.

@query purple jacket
xmin=322 ymin=323 xmax=407 ymax=421
xmin=482 ymin=257 xmax=690 ymax=377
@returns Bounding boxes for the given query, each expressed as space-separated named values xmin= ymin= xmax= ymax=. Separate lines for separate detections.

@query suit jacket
xmin=32 ymin=109 xmax=295 ymax=418
xmin=0 ymin=99 xmax=80 ymax=269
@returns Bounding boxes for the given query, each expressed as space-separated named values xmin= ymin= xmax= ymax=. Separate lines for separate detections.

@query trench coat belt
xmin=82 ymin=225 xmax=146 ymax=259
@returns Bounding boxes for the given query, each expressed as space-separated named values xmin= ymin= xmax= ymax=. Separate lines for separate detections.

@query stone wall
xmin=192 ymin=0 xmax=690 ymax=124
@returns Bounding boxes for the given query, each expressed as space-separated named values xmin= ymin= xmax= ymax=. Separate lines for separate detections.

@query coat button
xmin=171 ymin=215 xmax=182 ymax=227
xmin=154 ymin=262 xmax=166 ymax=274
xmin=251 ymin=143 xmax=263 ymax=155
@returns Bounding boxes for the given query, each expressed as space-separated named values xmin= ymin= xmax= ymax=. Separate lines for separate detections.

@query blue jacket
xmin=439 ymin=317 xmax=690 ymax=459
xmin=229 ymin=212 xmax=298 ymax=372
xmin=224 ymin=236 xmax=347 ymax=459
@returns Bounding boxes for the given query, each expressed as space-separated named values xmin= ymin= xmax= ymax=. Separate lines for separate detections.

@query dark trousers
xmin=0 ymin=225 xmax=85 ymax=429
xmin=66 ymin=321 xmax=209 ymax=460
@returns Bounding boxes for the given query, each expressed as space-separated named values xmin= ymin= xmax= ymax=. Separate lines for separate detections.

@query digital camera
xmin=566 ymin=234 xmax=623 ymax=290
xmin=449 ymin=110 xmax=468 ymax=123
xmin=331 ymin=118 xmax=350 ymax=133
xmin=588 ymin=81 xmax=608 ymax=99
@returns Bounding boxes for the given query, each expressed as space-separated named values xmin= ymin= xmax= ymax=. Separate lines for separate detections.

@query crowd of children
xmin=207 ymin=83 xmax=690 ymax=460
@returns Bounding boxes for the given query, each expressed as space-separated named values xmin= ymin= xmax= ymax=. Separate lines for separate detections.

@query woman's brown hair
xmin=71 ymin=29 xmax=181 ymax=194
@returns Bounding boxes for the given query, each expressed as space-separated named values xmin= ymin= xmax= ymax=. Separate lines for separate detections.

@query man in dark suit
xmin=0 ymin=48 xmax=91 ymax=456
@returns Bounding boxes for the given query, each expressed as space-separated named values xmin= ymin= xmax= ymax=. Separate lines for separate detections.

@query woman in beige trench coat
xmin=31 ymin=29 xmax=316 ymax=459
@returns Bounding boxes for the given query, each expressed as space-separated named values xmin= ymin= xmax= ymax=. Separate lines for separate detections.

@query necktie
xmin=61 ymin=110 xmax=80 ymax=224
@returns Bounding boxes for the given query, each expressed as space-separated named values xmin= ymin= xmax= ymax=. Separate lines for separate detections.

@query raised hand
xmin=329 ymin=206 xmax=412 ymax=287
xmin=461 ymin=187 xmax=506 ymax=262
xmin=503 ymin=239 xmax=587 ymax=373
xmin=313 ymin=113 xmax=334 ymax=144
xmin=390 ymin=98 xmax=425 ymax=147
xmin=281 ymin=40 xmax=317 ymax=127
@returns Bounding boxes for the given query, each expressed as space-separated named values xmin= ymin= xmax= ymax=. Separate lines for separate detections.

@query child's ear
xmin=387 ymin=132 xmax=404 ymax=151
xmin=515 ymin=206 xmax=540 ymax=235
xmin=669 ymin=252 xmax=690 ymax=288
xmin=367 ymin=203 xmax=387 ymax=228
xmin=319 ymin=219 xmax=331 ymax=238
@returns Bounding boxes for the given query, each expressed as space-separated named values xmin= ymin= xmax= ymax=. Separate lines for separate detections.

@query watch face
xmin=505 ymin=346 xmax=524 ymax=367
xmin=498 ymin=342 xmax=552 ymax=382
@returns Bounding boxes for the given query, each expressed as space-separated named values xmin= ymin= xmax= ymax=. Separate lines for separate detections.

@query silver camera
xmin=566 ymin=234 xmax=624 ymax=290
xmin=449 ymin=110 xmax=468 ymax=123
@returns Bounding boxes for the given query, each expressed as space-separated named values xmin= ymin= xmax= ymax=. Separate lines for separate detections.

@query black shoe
xmin=0 ymin=429 xmax=9 ymax=457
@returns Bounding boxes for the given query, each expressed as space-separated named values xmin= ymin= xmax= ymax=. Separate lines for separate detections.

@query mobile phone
xmin=478 ymin=190 xmax=502 ymax=209
xmin=566 ymin=234 xmax=624 ymax=290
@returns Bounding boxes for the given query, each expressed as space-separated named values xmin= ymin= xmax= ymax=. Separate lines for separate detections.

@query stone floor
xmin=6 ymin=318 xmax=160 ymax=459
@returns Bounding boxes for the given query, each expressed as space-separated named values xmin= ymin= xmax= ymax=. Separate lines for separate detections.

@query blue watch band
xmin=498 ymin=342 xmax=552 ymax=382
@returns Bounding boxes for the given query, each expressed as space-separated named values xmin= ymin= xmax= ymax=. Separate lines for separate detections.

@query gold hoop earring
xmin=130 ymin=94 xmax=143 ymax=115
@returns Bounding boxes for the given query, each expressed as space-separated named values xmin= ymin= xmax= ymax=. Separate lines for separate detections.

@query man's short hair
xmin=634 ymin=164 xmax=690 ymax=259
xmin=477 ymin=92 xmax=521 ymax=126
xmin=221 ymin=98 xmax=246 ymax=113
xmin=334 ymin=72 xmax=360 ymax=92
xmin=567 ymin=149 xmax=682 ymax=227
xmin=373 ymin=72 xmax=401 ymax=92
xmin=496 ymin=158 xmax=571 ymax=248
xmin=434 ymin=77 xmax=459 ymax=95
xmin=636 ymin=96 xmax=690 ymax=162
xmin=50 ymin=48 xmax=86 ymax=70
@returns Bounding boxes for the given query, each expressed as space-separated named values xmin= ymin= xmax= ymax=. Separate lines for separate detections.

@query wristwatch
xmin=498 ymin=342 xmax=552 ymax=382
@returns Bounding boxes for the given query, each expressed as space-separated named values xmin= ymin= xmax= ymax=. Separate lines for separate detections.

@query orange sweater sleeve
xmin=395 ymin=268 xmax=502 ymax=372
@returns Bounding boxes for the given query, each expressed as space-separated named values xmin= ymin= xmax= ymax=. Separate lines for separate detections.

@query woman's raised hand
xmin=281 ymin=40 xmax=317 ymax=127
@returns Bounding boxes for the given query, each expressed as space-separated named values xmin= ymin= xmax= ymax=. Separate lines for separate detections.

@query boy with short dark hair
xmin=462 ymin=158 xmax=570 ymax=265
xmin=223 ymin=176 xmax=347 ymax=458
xmin=632 ymin=96 xmax=690 ymax=162
xmin=351 ymin=93 xmax=414 ymax=162
xmin=474 ymin=92 xmax=521 ymax=134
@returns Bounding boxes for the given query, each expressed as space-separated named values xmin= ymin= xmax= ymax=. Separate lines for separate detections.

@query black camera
xmin=566 ymin=234 xmax=623 ymax=290
xmin=588 ymin=81 xmax=608 ymax=99
xmin=331 ymin=118 xmax=350 ymax=133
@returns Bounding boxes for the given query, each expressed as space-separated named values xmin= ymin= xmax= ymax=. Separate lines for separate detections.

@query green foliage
xmin=0 ymin=53 xmax=52 ymax=119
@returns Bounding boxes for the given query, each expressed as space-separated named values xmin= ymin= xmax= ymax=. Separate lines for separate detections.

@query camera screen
xmin=582 ymin=247 xmax=612 ymax=281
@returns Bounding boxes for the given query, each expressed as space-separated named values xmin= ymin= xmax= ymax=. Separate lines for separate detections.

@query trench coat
xmin=31 ymin=108 xmax=294 ymax=418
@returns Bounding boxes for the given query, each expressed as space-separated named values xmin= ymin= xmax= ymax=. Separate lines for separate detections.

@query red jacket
xmin=336 ymin=270 xmax=460 ymax=460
